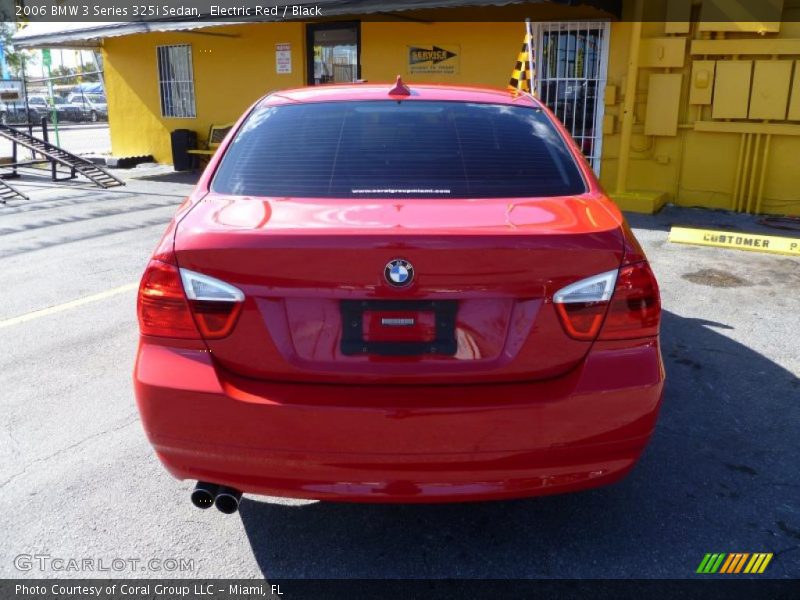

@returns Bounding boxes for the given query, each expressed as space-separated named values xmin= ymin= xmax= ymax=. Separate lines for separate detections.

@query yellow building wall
xmin=361 ymin=22 xmax=521 ymax=87
xmin=601 ymin=3 xmax=800 ymax=216
xmin=102 ymin=2 xmax=800 ymax=216
xmin=103 ymin=2 xmax=606 ymax=163
xmin=104 ymin=23 xmax=305 ymax=163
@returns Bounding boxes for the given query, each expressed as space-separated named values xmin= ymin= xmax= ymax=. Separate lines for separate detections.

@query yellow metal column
xmin=614 ymin=0 xmax=643 ymax=195
xmin=755 ymin=134 xmax=771 ymax=215
xmin=609 ymin=0 xmax=665 ymax=213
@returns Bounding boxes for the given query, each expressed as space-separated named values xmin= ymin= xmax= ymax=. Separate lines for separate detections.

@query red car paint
xmin=134 ymin=83 xmax=664 ymax=503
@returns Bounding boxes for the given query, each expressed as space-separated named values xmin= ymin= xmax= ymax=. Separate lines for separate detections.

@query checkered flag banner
xmin=508 ymin=19 xmax=536 ymax=96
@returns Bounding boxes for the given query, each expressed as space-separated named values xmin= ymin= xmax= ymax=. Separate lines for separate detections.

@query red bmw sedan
xmin=134 ymin=81 xmax=664 ymax=513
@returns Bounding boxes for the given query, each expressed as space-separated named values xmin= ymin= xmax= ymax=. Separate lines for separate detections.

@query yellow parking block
xmin=668 ymin=226 xmax=800 ymax=257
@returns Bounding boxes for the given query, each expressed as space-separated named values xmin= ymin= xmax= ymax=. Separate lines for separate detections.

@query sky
xmin=32 ymin=48 xmax=100 ymax=78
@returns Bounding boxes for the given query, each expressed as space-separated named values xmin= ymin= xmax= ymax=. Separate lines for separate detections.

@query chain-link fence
xmin=0 ymin=71 xmax=110 ymax=165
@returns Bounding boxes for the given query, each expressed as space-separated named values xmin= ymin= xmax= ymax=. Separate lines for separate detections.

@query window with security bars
xmin=157 ymin=44 xmax=196 ymax=118
xmin=533 ymin=21 xmax=610 ymax=175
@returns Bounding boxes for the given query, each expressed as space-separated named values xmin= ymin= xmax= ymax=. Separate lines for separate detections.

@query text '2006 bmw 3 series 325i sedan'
xmin=134 ymin=79 xmax=664 ymax=514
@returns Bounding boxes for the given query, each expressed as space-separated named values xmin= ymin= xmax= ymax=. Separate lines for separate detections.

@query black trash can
xmin=171 ymin=129 xmax=197 ymax=171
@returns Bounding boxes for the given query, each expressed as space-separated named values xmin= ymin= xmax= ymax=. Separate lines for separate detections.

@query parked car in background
xmin=25 ymin=96 xmax=54 ymax=122
xmin=67 ymin=92 xmax=108 ymax=122
xmin=25 ymin=95 xmax=49 ymax=120
xmin=0 ymin=102 xmax=40 ymax=124
xmin=26 ymin=95 xmax=83 ymax=123
xmin=52 ymin=95 xmax=84 ymax=122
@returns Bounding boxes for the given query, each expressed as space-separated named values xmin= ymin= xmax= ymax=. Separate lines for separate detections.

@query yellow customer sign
xmin=669 ymin=227 xmax=800 ymax=257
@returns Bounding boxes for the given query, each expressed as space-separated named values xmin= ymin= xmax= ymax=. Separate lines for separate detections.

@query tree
xmin=0 ymin=22 xmax=38 ymax=78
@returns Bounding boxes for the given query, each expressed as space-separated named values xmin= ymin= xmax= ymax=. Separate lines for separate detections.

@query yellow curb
xmin=668 ymin=226 xmax=800 ymax=257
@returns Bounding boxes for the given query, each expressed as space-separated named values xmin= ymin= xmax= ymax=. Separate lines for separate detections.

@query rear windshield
xmin=212 ymin=101 xmax=586 ymax=199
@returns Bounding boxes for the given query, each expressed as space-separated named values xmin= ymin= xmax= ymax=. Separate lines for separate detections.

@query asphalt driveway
xmin=1 ymin=170 xmax=798 ymax=579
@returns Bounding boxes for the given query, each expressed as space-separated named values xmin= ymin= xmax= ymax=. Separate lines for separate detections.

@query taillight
xmin=137 ymin=261 xmax=244 ymax=339
xmin=553 ymin=269 xmax=617 ymax=340
xmin=179 ymin=269 xmax=244 ymax=339
xmin=137 ymin=259 xmax=200 ymax=338
xmin=553 ymin=262 xmax=660 ymax=341
xmin=598 ymin=262 xmax=660 ymax=340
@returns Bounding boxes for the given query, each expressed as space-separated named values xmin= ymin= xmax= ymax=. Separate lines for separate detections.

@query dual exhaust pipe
xmin=191 ymin=482 xmax=242 ymax=514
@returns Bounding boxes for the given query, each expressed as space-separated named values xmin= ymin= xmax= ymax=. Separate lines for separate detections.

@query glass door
xmin=307 ymin=22 xmax=360 ymax=85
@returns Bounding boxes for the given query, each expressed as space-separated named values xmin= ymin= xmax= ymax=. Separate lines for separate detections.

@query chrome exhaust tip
xmin=214 ymin=486 xmax=243 ymax=514
xmin=190 ymin=481 xmax=219 ymax=509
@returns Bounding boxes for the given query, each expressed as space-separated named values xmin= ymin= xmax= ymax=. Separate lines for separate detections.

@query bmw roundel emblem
xmin=385 ymin=259 xmax=414 ymax=287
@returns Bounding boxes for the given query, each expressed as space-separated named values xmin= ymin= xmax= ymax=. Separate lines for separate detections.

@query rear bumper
xmin=134 ymin=339 xmax=664 ymax=503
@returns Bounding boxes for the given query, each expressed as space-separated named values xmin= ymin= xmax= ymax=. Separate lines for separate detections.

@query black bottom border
xmin=3 ymin=579 xmax=800 ymax=600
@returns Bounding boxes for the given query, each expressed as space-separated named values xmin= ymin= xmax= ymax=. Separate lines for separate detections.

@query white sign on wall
xmin=276 ymin=43 xmax=292 ymax=74
xmin=0 ymin=79 xmax=23 ymax=101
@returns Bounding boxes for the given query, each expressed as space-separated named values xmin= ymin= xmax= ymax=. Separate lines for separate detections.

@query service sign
xmin=408 ymin=45 xmax=460 ymax=75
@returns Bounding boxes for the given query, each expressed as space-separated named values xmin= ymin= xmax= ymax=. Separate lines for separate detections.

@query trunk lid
xmin=175 ymin=192 xmax=624 ymax=384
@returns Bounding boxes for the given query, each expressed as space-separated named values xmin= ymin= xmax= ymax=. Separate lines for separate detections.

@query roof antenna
xmin=388 ymin=75 xmax=411 ymax=96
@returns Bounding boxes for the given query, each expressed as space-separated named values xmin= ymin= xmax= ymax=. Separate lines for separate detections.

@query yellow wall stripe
xmin=669 ymin=226 xmax=800 ymax=256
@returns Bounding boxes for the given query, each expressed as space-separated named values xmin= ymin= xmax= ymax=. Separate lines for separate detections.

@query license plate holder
xmin=340 ymin=300 xmax=457 ymax=356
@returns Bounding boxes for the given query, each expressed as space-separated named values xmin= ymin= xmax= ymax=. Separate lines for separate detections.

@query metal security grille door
xmin=157 ymin=44 xmax=196 ymax=118
xmin=533 ymin=22 xmax=610 ymax=174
